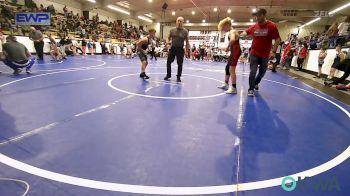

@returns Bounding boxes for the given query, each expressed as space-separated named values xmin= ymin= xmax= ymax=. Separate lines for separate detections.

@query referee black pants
xmin=166 ymin=47 xmax=184 ymax=78
xmin=34 ymin=40 xmax=44 ymax=60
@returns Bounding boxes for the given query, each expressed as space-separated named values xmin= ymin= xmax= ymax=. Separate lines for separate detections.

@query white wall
xmin=89 ymin=9 xmax=117 ymax=22
xmin=33 ymin=0 xmax=82 ymax=15
xmin=188 ymin=31 xmax=220 ymax=48
xmin=277 ymin=22 xmax=325 ymax=41
xmin=123 ymin=19 xmax=140 ymax=27
xmin=298 ymin=25 xmax=326 ymax=38
xmin=145 ymin=23 xmax=161 ymax=38
xmin=291 ymin=48 xmax=350 ymax=80
xmin=162 ymin=26 xmax=173 ymax=40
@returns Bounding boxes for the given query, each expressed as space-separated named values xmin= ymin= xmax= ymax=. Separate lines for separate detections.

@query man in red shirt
xmin=297 ymin=43 xmax=308 ymax=71
xmin=241 ymin=9 xmax=281 ymax=96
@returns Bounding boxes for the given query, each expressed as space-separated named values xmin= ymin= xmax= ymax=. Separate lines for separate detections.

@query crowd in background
xmin=0 ymin=0 xmax=146 ymax=41
xmin=287 ymin=16 xmax=350 ymax=50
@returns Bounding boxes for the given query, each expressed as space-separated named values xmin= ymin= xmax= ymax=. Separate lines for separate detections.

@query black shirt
xmin=66 ymin=39 xmax=72 ymax=45
xmin=191 ymin=46 xmax=196 ymax=52
xmin=332 ymin=52 xmax=341 ymax=67
xmin=59 ymin=39 xmax=67 ymax=46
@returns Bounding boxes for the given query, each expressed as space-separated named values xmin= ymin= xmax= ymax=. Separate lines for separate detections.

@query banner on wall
xmin=314 ymin=11 xmax=329 ymax=17
xmin=15 ymin=12 xmax=51 ymax=26
xmin=189 ymin=30 xmax=219 ymax=47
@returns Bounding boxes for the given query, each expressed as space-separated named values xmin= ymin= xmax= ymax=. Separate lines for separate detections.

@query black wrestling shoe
xmin=140 ymin=72 xmax=150 ymax=79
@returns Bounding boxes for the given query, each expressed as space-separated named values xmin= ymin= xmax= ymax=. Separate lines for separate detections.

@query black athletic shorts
xmin=138 ymin=51 xmax=147 ymax=62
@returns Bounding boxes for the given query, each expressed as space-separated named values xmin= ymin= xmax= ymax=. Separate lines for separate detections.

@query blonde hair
xmin=218 ymin=17 xmax=232 ymax=31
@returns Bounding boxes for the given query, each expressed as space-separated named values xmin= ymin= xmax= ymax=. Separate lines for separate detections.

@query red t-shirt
xmin=298 ymin=47 xmax=308 ymax=59
xmin=283 ymin=44 xmax=291 ymax=58
xmin=246 ymin=21 xmax=280 ymax=58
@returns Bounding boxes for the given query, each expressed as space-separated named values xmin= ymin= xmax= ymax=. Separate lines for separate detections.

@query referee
xmin=29 ymin=27 xmax=44 ymax=60
xmin=164 ymin=17 xmax=190 ymax=82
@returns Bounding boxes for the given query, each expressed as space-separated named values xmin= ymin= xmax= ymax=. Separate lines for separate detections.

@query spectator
xmin=314 ymin=47 xmax=327 ymax=78
xmin=81 ymin=38 xmax=87 ymax=55
xmin=338 ymin=16 xmax=350 ymax=46
xmin=92 ymin=41 xmax=96 ymax=54
xmin=327 ymin=22 xmax=339 ymax=48
xmin=47 ymin=4 xmax=56 ymax=15
xmin=150 ymin=39 xmax=157 ymax=61
xmin=126 ymin=44 xmax=132 ymax=58
xmin=338 ymin=16 xmax=350 ymax=36
xmin=1 ymin=4 xmax=15 ymax=19
xmin=243 ymin=47 xmax=250 ymax=65
xmin=325 ymin=49 xmax=350 ymax=86
xmin=119 ymin=43 xmax=124 ymax=56
xmin=39 ymin=4 xmax=45 ymax=11
xmin=281 ymin=41 xmax=292 ymax=70
xmin=100 ymin=41 xmax=106 ymax=54
xmin=206 ymin=47 xmax=212 ymax=61
xmin=87 ymin=40 xmax=93 ymax=55
xmin=309 ymin=35 xmax=318 ymax=50
xmin=81 ymin=27 xmax=86 ymax=38
xmin=199 ymin=44 xmax=205 ymax=60
xmin=271 ymin=42 xmax=283 ymax=72
xmin=318 ymin=33 xmax=328 ymax=49
xmin=325 ymin=45 xmax=346 ymax=80
xmin=63 ymin=5 xmax=68 ymax=18
xmin=193 ymin=49 xmax=200 ymax=60
xmin=296 ymin=43 xmax=308 ymax=71
xmin=191 ymin=44 xmax=196 ymax=59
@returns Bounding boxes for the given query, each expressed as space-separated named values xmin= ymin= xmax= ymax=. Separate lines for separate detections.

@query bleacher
xmin=0 ymin=0 xmax=146 ymax=43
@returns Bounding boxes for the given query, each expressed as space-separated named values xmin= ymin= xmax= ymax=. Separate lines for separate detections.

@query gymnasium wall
xmin=292 ymin=49 xmax=350 ymax=80
xmin=144 ymin=23 xmax=161 ymax=38
xmin=89 ymin=9 xmax=117 ymax=23
xmin=162 ymin=26 xmax=173 ymax=40
xmin=276 ymin=22 xmax=325 ymax=40
xmin=33 ymin=0 xmax=82 ymax=15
